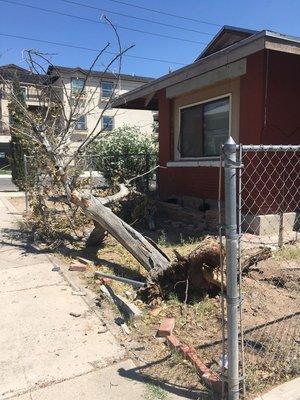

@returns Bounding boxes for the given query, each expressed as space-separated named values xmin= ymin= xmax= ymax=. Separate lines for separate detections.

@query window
xmin=102 ymin=116 xmax=114 ymax=131
xmin=75 ymin=115 xmax=87 ymax=130
xmin=101 ymin=81 xmax=114 ymax=98
xmin=20 ymin=86 xmax=27 ymax=101
xmin=71 ymin=78 xmax=85 ymax=94
xmin=179 ymin=96 xmax=230 ymax=158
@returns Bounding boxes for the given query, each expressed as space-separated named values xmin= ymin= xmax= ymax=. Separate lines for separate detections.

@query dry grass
xmin=86 ymin=233 xmax=300 ymax=399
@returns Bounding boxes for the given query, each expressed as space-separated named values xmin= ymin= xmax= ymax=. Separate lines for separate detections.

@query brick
xmin=166 ymin=334 xmax=222 ymax=394
xmin=166 ymin=334 xmax=180 ymax=348
xmin=68 ymin=263 xmax=87 ymax=272
xmin=157 ymin=317 xmax=175 ymax=337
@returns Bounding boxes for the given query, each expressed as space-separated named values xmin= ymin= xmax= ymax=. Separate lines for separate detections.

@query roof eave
xmin=113 ymin=30 xmax=300 ymax=110
xmin=112 ymin=30 xmax=267 ymax=109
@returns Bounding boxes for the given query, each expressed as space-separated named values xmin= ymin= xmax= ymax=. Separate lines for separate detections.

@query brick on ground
xmin=68 ymin=262 xmax=87 ymax=272
xmin=157 ymin=317 xmax=176 ymax=337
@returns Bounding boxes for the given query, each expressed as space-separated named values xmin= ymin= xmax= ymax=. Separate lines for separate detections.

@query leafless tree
xmin=0 ymin=18 xmax=223 ymax=301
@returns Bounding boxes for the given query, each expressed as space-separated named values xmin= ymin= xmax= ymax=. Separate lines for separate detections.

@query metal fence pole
xmin=224 ymin=137 xmax=240 ymax=400
xmin=23 ymin=154 xmax=29 ymax=213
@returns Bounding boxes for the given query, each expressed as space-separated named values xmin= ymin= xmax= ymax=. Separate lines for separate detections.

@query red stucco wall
xmin=261 ymin=50 xmax=300 ymax=145
xmin=158 ymin=50 xmax=300 ymax=205
xmin=241 ymin=50 xmax=300 ymax=214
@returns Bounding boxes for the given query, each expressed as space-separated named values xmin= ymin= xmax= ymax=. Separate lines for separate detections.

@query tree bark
xmin=75 ymin=194 xmax=170 ymax=273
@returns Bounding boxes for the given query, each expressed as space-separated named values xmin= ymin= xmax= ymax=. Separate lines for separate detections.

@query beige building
xmin=47 ymin=65 xmax=155 ymax=144
xmin=0 ymin=64 xmax=154 ymax=167
xmin=0 ymin=64 xmax=58 ymax=168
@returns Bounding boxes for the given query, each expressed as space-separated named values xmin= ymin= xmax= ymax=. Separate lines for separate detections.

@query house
xmin=46 ymin=66 xmax=155 ymax=145
xmin=112 ymin=26 xmax=300 ymax=213
xmin=0 ymin=64 xmax=58 ymax=168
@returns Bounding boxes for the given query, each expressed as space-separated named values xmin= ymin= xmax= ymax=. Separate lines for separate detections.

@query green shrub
xmin=88 ymin=125 xmax=157 ymax=188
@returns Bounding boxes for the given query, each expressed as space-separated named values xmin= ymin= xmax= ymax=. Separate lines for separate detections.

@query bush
xmin=88 ymin=125 xmax=157 ymax=188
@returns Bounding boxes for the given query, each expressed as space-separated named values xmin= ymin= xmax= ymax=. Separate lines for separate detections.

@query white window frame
xmin=101 ymin=81 xmax=114 ymax=99
xmin=170 ymin=93 xmax=232 ymax=167
xmin=102 ymin=115 xmax=114 ymax=131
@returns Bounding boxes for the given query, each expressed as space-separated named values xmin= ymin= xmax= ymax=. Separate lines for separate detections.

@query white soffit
xmin=166 ymin=59 xmax=247 ymax=99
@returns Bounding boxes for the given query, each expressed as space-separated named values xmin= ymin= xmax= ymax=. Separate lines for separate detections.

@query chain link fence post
xmin=224 ymin=136 xmax=240 ymax=400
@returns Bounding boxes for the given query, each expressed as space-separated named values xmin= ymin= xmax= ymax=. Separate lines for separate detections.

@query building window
xmin=75 ymin=115 xmax=87 ymax=130
xmin=101 ymin=81 xmax=114 ymax=98
xmin=179 ymin=96 xmax=230 ymax=158
xmin=20 ymin=86 xmax=27 ymax=101
xmin=102 ymin=116 xmax=114 ymax=131
xmin=71 ymin=78 xmax=85 ymax=94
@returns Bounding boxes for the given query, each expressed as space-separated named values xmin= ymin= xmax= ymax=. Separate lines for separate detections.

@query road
xmin=0 ymin=175 xmax=18 ymax=192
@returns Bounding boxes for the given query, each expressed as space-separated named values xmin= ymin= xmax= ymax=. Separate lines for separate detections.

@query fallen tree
xmin=1 ymin=20 xmax=225 ymax=301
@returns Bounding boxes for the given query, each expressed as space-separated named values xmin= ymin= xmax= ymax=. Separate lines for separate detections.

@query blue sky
xmin=1 ymin=0 xmax=300 ymax=78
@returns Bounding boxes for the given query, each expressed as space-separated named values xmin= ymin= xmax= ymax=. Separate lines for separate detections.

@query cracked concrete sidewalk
xmin=0 ymin=195 xmax=187 ymax=400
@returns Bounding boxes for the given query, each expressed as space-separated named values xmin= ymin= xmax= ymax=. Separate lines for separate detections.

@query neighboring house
xmin=46 ymin=66 xmax=155 ymax=145
xmin=113 ymin=26 xmax=300 ymax=211
xmin=0 ymin=64 xmax=57 ymax=168
xmin=0 ymin=64 xmax=154 ymax=166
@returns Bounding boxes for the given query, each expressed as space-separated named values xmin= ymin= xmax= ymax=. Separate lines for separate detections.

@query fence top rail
xmin=239 ymin=144 xmax=300 ymax=152
xmin=24 ymin=152 xmax=156 ymax=159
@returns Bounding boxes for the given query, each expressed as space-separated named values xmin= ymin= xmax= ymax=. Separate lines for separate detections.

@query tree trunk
xmin=78 ymin=195 xmax=170 ymax=273
xmin=68 ymin=187 xmax=224 ymax=302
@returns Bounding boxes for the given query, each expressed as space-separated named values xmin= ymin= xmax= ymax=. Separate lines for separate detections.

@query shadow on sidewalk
xmin=118 ymin=355 xmax=214 ymax=400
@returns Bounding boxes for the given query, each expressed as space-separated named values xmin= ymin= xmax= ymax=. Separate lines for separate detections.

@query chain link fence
xmin=238 ymin=145 xmax=300 ymax=398
xmin=24 ymin=151 xmax=158 ymax=211
xmin=222 ymin=141 xmax=300 ymax=399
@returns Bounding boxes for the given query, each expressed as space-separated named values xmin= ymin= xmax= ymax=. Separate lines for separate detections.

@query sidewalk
xmin=254 ymin=377 xmax=300 ymax=400
xmin=0 ymin=195 xmax=188 ymax=400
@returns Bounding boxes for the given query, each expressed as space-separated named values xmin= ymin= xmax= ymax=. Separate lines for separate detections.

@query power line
xmin=0 ymin=32 xmax=187 ymax=66
xmin=59 ymin=0 xmax=215 ymax=36
xmin=103 ymin=0 xmax=222 ymax=28
xmin=0 ymin=0 xmax=209 ymax=45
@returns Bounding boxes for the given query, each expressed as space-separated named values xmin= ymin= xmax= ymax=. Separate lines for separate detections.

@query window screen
xmin=102 ymin=116 xmax=114 ymax=131
xmin=75 ymin=115 xmax=86 ymax=130
xmin=71 ymin=78 xmax=85 ymax=94
xmin=101 ymin=81 xmax=114 ymax=98
xmin=203 ymin=97 xmax=229 ymax=156
xmin=180 ymin=104 xmax=203 ymax=157
xmin=179 ymin=97 xmax=229 ymax=158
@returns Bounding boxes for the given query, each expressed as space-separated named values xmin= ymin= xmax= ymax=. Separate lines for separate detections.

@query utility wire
xmin=59 ymin=0 xmax=215 ymax=36
xmin=0 ymin=32 xmax=187 ymax=66
xmin=103 ymin=0 xmax=222 ymax=27
xmin=0 ymin=0 xmax=209 ymax=45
